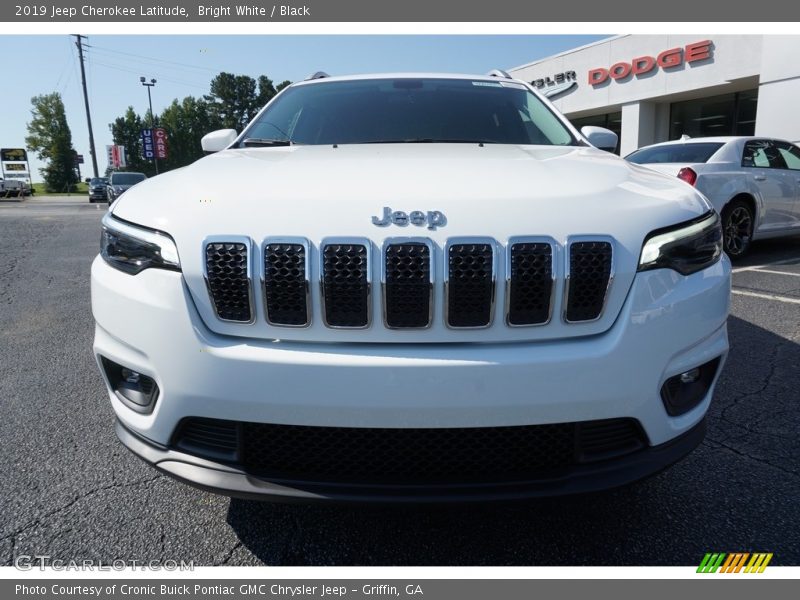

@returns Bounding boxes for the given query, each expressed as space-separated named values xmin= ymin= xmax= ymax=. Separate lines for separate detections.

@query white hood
xmin=111 ymin=144 xmax=711 ymax=343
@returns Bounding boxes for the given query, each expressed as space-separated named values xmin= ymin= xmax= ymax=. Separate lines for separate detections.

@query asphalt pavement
xmin=1 ymin=198 xmax=798 ymax=566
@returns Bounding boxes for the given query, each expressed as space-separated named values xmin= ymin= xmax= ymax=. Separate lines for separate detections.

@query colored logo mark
xmin=697 ymin=552 xmax=773 ymax=573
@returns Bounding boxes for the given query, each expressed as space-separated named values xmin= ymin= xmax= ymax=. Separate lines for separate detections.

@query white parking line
xmin=732 ymin=257 xmax=800 ymax=273
xmin=731 ymin=289 xmax=800 ymax=305
xmin=749 ymin=269 xmax=800 ymax=278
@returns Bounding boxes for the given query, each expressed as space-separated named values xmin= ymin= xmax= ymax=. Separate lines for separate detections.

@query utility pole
xmin=140 ymin=77 xmax=159 ymax=175
xmin=73 ymin=34 xmax=99 ymax=179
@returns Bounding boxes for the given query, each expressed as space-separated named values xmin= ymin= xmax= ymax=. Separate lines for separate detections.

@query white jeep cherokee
xmin=91 ymin=73 xmax=731 ymax=502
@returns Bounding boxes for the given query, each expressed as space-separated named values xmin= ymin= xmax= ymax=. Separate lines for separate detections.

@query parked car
xmin=106 ymin=172 xmax=146 ymax=205
xmin=88 ymin=177 xmax=109 ymax=203
xmin=626 ymin=137 xmax=800 ymax=258
xmin=92 ymin=72 xmax=730 ymax=502
xmin=0 ymin=177 xmax=29 ymax=198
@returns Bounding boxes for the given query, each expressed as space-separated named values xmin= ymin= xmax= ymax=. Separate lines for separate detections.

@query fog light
xmin=121 ymin=368 xmax=140 ymax=384
xmin=100 ymin=357 xmax=159 ymax=414
xmin=679 ymin=368 xmax=701 ymax=384
xmin=661 ymin=357 xmax=721 ymax=416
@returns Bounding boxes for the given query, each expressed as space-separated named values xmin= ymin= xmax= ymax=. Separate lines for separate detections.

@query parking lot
xmin=1 ymin=197 xmax=798 ymax=566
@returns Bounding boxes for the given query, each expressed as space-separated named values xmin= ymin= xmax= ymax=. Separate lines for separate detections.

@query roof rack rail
xmin=305 ymin=71 xmax=330 ymax=81
xmin=486 ymin=69 xmax=512 ymax=79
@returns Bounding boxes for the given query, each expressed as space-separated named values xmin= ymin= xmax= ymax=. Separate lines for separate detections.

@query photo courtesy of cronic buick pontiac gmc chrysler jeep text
xmin=91 ymin=72 xmax=731 ymax=502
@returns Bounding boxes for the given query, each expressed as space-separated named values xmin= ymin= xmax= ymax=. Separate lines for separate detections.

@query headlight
xmin=638 ymin=211 xmax=722 ymax=276
xmin=100 ymin=213 xmax=181 ymax=275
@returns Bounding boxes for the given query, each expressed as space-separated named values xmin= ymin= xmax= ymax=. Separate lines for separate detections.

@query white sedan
xmin=626 ymin=137 xmax=800 ymax=258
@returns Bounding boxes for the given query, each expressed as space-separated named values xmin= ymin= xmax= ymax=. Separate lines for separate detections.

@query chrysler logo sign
xmin=531 ymin=71 xmax=578 ymax=99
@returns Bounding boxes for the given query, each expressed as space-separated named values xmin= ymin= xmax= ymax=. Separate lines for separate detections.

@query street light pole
xmin=139 ymin=76 xmax=158 ymax=175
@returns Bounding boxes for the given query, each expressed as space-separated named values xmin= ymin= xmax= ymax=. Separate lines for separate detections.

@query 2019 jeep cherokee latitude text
xmin=91 ymin=74 xmax=730 ymax=502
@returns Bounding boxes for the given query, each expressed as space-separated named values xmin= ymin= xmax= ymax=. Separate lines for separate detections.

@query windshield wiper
xmin=241 ymin=137 xmax=293 ymax=147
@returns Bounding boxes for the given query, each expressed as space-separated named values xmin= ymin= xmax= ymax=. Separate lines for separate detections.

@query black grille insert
xmin=508 ymin=242 xmax=553 ymax=325
xmin=384 ymin=242 xmax=432 ymax=328
xmin=173 ymin=418 xmax=239 ymax=462
xmin=566 ymin=241 xmax=612 ymax=322
xmin=205 ymin=242 xmax=251 ymax=322
xmin=167 ymin=417 xmax=649 ymax=485
xmin=264 ymin=242 xmax=309 ymax=326
xmin=322 ymin=243 xmax=370 ymax=328
xmin=447 ymin=242 xmax=494 ymax=328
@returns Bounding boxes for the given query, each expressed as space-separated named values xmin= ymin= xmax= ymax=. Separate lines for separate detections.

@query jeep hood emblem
xmin=371 ymin=207 xmax=447 ymax=230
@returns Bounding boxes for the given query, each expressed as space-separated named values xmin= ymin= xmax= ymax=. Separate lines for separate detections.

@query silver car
xmin=627 ymin=137 xmax=800 ymax=258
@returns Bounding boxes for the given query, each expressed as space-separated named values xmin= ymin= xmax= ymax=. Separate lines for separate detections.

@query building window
xmin=570 ymin=112 xmax=622 ymax=154
xmin=669 ymin=89 xmax=758 ymax=139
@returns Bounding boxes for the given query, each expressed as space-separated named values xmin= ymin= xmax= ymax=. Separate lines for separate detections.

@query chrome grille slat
xmin=445 ymin=238 xmax=497 ymax=329
xmin=383 ymin=239 xmax=434 ymax=329
xmin=263 ymin=238 xmax=311 ymax=327
xmin=204 ymin=238 xmax=253 ymax=324
xmin=564 ymin=239 xmax=614 ymax=323
xmin=506 ymin=238 xmax=555 ymax=326
xmin=320 ymin=239 xmax=371 ymax=329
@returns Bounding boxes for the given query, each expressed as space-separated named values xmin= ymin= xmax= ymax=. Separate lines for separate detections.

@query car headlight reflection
xmin=100 ymin=212 xmax=181 ymax=275
xmin=638 ymin=211 xmax=722 ymax=276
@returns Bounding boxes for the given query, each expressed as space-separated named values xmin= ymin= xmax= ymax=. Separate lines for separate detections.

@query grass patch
xmin=31 ymin=182 xmax=89 ymax=196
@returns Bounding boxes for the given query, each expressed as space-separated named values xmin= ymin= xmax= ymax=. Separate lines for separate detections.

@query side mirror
xmin=201 ymin=129 xmax=238 ymax=153
xmin=581 ymin=126 xmax=618 ymax=153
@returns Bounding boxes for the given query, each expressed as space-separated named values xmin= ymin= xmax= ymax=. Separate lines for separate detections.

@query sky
xmin=0 ymin=34 xmax=607 ymax=181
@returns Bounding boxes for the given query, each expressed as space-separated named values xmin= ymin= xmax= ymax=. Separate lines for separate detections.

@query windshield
xmin=239 ymin=78 xmax=577 ymax=146
xmin=111 ymin=173 xmax=146 ymax=185
xmin=626 ymin=143 xmax=724 ymax=164
xmin=90 ymin=178 xmax=107 ymax=185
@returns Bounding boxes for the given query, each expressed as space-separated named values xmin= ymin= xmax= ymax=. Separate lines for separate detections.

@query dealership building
xmin=509 ymin=35 xmax=800 ymax=155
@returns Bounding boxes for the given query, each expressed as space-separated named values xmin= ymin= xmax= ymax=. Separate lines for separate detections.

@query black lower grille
xmin=264 ymin=242 xmax=309 ymax=326
xmin=322 ymin=243 xmax=370 ymax=327
xmin=447 ymin=242 xmax=494 ymax=328
xmin=173 ymin=418 xmax=239 ymax=462
xmin=172 ymin=417 xmax=647 ymax=485
xmin=384 ymin=242 xmax=432 ymax=328
xmin=205 ymin=242 xmax=251 ymax=322
xmin=508 ymin=242 xmax=553 ymax=325
xmin=566 ymin=241 xmax=612 ymax=322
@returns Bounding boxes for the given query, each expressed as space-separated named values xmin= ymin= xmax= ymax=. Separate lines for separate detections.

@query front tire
xmin=721 ymin=199 xmax=754 ymax=259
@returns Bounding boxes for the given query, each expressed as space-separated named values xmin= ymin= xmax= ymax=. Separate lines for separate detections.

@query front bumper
xmin=116 ymin=417 xmax=706 ymax=502
xmin=92 ymin=255 xmax=730 ymax=499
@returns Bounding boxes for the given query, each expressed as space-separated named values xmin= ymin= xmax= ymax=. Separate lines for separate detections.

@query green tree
xmin=25 ymin=92 xmax=79 ymax=192
xmin=107 ymin=72 xmax=294 ymax=175
xmin=205 ymin=72 xmax=262 ymax=131
xmin=159 ymin=96 xmax=222 ymax=171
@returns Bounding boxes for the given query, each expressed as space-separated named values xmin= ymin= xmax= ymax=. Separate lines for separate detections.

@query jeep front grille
xmin=383 ymin=241 xmax=433 ymax=329
xmin=202 ymin=236 xmax=616 ymax=330
xmin=263 ymin=241 xmax=310 ymax=327
xmin=506 ymin=240 xmax=554 ymax=326
xmin=445 ymin=240 xmax=496 ymax=328
xmin=204 ymin=240 xmax=253 ymax=323
xmin=321 ymin=241 xmax=371 ymax=328
xmin=565 ymin=240 xmax=613 ymax=322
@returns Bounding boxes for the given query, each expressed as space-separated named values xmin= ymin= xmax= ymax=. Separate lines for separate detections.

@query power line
xmin=89 ymin=59 xmax=210 ymax=90
xmin=86 ymin=43 xmax=219 ymax=73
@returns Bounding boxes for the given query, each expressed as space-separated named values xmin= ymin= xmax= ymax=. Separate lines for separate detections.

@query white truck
xmin=91 ymin=72 xmax=730 ymax=502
